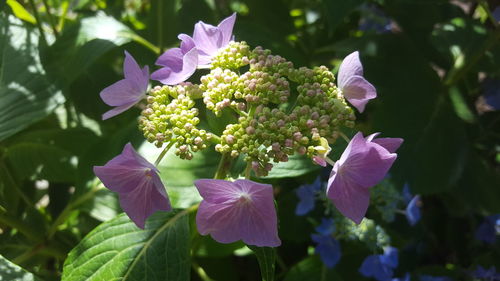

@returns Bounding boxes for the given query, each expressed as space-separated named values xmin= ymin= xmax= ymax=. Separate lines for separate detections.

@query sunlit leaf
xmin=0 ymin=254 xmax=42 ymax=281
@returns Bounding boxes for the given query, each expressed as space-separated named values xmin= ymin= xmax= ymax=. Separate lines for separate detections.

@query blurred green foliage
xmin=0 ymin=0 xmax=499 ymax=280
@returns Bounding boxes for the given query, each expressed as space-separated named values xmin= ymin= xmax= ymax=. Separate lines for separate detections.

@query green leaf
xmin=0 ymin=15 xmax=65 ymax=141
xmin=0 ymin=254 xmax=42 ymax=281
xmin=322 ymin=0 xmax=363 ymax=33
xmin=264 ymin=154 xmax=320 ymax=179
xmin=4 ymin=142 xmax=77 ymax=182
xmin=62 ymin=211 xmax=191 ymax=281
xmin=284 ymin=256 xmax=344 ymax=281
xmin=139 ymin=142 xmax=220 ymax=208
xmin=6 ymin=0 xmax=36 ymax=24
xmin=248 ymin=246 xmax=276 ymax=281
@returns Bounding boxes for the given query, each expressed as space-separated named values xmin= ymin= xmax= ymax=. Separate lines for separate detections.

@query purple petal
xmin=371 ymin=137 xmax=403 ymax=153
xmin=151 ymin=48 xmax=198 ymax=85
xmin=193 ymin=21 xmax=223 ymax=57
xmin=341 ymin=75 xmax=377 ymax=113
xmin=119 ymin=172 xmax=171 ymax=228
xmin=155 ymin=48 xmax=184 ymax=72
xmin=339 ymin=132 xmax=397 ymax=188
xmin=178 ymin=33 xmax=196 ymax=54
xmin=123 ymin=51 xmax=149 ymax=93
xmin=217 ymin=13 xmax=237 ymax=45
xmin=327 ymin=168 xmax=370 ymax=224
xmin=93 ymin=143 xmax=171 ymax=228
xmin=194 ymin=179 xmax=242 ymax=204
xmin=338 ymin=51 xmax=363 ymax=89
xmin=102 ymin=102 xmax=136 ymax=120
xmin=313 ymin=156 xmax=327 ymax=167
xmin=100 ymin=79 xmax=143 ymax=107
xmin=195 ymin=179 xmax=281 ymax=247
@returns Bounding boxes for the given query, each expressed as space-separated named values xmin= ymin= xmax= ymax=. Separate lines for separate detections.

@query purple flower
xmin=295 ymin=177 xmax=321 ymax=216
xmin=483 ymin=78 xmax=500 ymax=110
xmin=472 ymin=266 xmax=500 ymax=280
xmin=406 ymin=195 xmax=421 ymax=226
xmin=194 ymin=179 xmax=281 ymax=247
xmin=192 ymin=13 xmax=236 ymax=65
xmin=99 ymin=51 xmax=149 ymax=120
xmin=327 ymin=132 xmax=403 ymax=224
xmin=475 ymin=214 xmax=500 ymax=244
xmin=311 ymin=233 xmax=341 ymax=268
xmin=93 ymin=143 xmax=171 ymax=228
xmin=358 ymin=4 xmax=393 ymax=34
xmin=151 ymin=34 xmax=199 ymax=85
xmin=338 ymin=51 xmax=377 ymax=113
xmin=359 ymin=247 xmax=399 ymax=281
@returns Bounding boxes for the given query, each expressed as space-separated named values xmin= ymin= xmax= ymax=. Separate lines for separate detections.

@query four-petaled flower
xmin=194 ymin=179 xmax=281 ymax=247
xmin=338 ymin=51 xmax=377 ymax=113
xmin=93 ymin=143 xmax=171 ymax=228
xmin=327 ymin=132 xmax=403 ymax=224
xmin=100 ymin=51 xmax=149 ymax=120
xmin=295 ymin=177 xmax=321 ymax=216
xmin=359 ymin=247 xmax=399 ymax=281
xmin=192 ymin=13 xmax=236 ymax=66
xmin=151 ymin=34 xmax=199 ymax=85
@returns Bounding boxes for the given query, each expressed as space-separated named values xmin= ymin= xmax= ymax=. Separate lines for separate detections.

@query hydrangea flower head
xmin=475 ymin=214 xmax=500 ymax=244
xmin=315 ymin=218 xmax=335 ymax=235
xmin=311 ymin=233 xmax=341 ymax=268
xmin=193 ymin=13 xmax=236 ymax=65
xmin=359 ymin=247 xmax=399 ymax=281
xmin=194 ymin=179 xmax=281 ymax=247
xmin=93 ymin=143 xmax=171 ymax=228
xmin=338 ymin=51 xmax=377 ymax=113
xmin=151 ymin=34 xmax=198 ymax=85
xmin=100 ymin=51 xmax=149 ymax=120
xmin=295 ymin=177 xmax=321 ymax=216
xmin=327 ymin=132 xmax=403 ymax=224
xmin=419 ymin=275 xmax=452 ymax=281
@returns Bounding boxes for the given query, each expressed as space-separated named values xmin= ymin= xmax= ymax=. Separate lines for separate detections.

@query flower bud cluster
xmin=210 ymin=41 xmax=251 ymax=70
xmin=200 ymin=68 xmax=240 ymax=115
xmin=249 ymin=46 xmax=294 ymax=77
xmin=139 ymin=84 xmax=211 ymax=159
xmin=335 ymin=217 xmax=391 ymax=251
xmin=235 ymin=71 xmax=290 ymax=105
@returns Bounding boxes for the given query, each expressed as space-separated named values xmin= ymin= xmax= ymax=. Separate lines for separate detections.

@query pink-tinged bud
xmin=306 ymin=120 xmax=315 ymax=128
xmin=311 ymin=112 xmax=320 ymax=120
xmin=252 ymin=161 xmax=260 ymax=171
xmin=307 ymin=89 xmax=315 ymax=96
xmin=259 ymin=116 xmax=267 ymax=123
xmin=269 ymin=84 xmax=277 ymax=91
xmin=272 ymin=142 xmax=280 ymax=151
xmin=280 ymin=96 xmax=288 ymax=102
xmin=285 ymin=139 xmax=293 ymax=147
xmin=237 ymin=102 xmax=246 ymax=110
xmin=297 ymin=146 xmax=306 ymax=155
xmin=277 ymin=120 xmax=285 ymax=127
xmin=179 ymin=145 xmax=188 ymax=153
xmin=184 ymin=123 xmax=193 ymax=131
xmin=226 ymin=135 xmax=235 ymax=144
xmin=265 ymin=163 xmax=273 ymax=171
xmin=194 ymin=137 xmax=203 ymax=145
xmin=242 ymin=57 xmax=250 ymax=64
xmin=249 ymin=82 xmax=256 ymax=91
xmin=293 ymin=132 xmax=303 ymax=141
xmin=224 ymin=76 xmax=232 ymax=83
xmin=246 ymin=126 xmax=256 ymax=135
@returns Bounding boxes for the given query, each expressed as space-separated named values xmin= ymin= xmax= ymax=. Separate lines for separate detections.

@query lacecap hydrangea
xmin=94 ymin=13 xmax=403 ymax=248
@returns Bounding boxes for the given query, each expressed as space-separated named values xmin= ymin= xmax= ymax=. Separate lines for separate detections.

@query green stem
xmin=154 ymin=141 xmax=174 ymax=166
xmin=57 ymin=0 xmax=69 ymax=31
xmin=27 ymin=0 xmax=47 ymax=45
xmin=209 ymin=133 xmax=222 ymax=145
xmin=0 ymin=213 xmax=43 ymax=242
xmin=41 ymin=0 xmax=58 ymax=36
xmin=192 ymin=261 xmax=216 ymax=281
xmin=339 ymin=132 xmax=350 ymax=143
xmin=157 ymin=0 xmax=164 ymax=53
xmin=244 ymin=161 xmax=252 ymax=179
xmin=479 ymin=0 xmax=499 ymax=28
xmin=128 ymin=33 xmax=161 ymax=55
xmin=214 ymin=153 xmax=232 ymax=179
xmin=47 ymin=182 xmax=102 ymax=239
xmin=231 ymin=106 xmax=248 ymax=117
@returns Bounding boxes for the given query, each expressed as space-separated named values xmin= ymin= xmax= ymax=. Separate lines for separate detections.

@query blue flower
xmin=402 ymin=184 xmax=421 ymax=226
xmin=406 ymin=195 xmax=421 ymax=226
xmin=315 ymin=218 xmax=335 ymax=235
xmin=471 ymin=265 xmax=500 ymax=280
xmin=359 ymin=247 xmax=399 ymax=281
xmin=475 ymin=214 xmax=500 ymax=244
xmin=311 ymin=233 xmax=341 ymax=268
xmin=483 ymin=79 xmax=500 ymax=110
xmin=419 ymin=275 xmax=452 ymax=281
xmin=295 ymin=177 xmax=321 ymax=216
xmin=358 ymin=4 xmax=392 ymax=34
